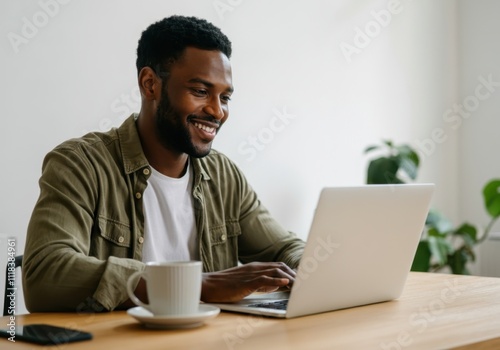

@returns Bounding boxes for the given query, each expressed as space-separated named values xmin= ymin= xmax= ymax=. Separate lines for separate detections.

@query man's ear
xmin=138 ymin=67 xmax=161 ymax=101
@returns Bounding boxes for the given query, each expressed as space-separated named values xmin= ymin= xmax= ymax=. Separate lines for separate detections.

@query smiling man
xmin=23 ymin=15 xmax=305 ymax=312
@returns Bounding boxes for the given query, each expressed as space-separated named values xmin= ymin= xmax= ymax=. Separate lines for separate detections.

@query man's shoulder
xmin=53 ymin=129 xmax=118 ymax=153
xmin=50 ymin=115 xmax=136 ymax=155
xmin=43 ymin=128 xmax=120 ymax=171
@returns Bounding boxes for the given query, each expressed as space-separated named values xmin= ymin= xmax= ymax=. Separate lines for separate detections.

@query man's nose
xmin=203 ymin=96 xmax=225 ymax=120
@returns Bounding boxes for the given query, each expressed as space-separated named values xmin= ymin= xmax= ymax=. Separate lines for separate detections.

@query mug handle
xmin=126 ymin=270 xmax=150 ymax=311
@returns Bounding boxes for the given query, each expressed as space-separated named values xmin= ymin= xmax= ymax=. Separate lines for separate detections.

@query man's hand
xmin=200 ymin=262 xmax=295 ymax=303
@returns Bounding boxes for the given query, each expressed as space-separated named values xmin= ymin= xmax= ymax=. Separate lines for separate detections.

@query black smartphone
xmin=0 ymin=323 xmax=92 ymax=345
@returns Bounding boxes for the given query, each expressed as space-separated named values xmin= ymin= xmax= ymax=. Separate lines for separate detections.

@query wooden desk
xmin=3 ymin=272 xmax=500 ymax=349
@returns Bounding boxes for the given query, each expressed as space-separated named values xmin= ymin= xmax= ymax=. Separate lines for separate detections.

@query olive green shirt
xmin=23 ymin=114 xmax=304 ymax=312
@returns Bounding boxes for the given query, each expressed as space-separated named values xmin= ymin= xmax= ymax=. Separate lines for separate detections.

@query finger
xmin=276 ymin=262 xmax=296 ymax=276
xmin=265 ymin=265 xmax=296 ymax=284
xmin=243 ymin=262 xmax=296 ymax=280
xmin=255 ymin=285 xmax=280 ymax=293
xmin=251 ymin=275 xmax=290 ymax=290
xmin=273 ymin=262 xmax=296 ymax=279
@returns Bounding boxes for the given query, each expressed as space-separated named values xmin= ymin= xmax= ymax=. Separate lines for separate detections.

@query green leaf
xmin=448 ymin=249 xmax=470 ymax=275
xmin=364 ymin=145 xmax=380 ymax=154
xmin=483 ymin=179 xmax=500 ymax=219
xmin=454 ymin=223 xmax=478 ymax=245
xmin=463 ymin=244 xmax=476 ymax=262
xmin=398 ymin=157 xmax=418 ymax=180
xmin=428 ymin=235 xmax=451 ymax=266
xmin=425 ymin=210 xmax=453 ymax=233
xmin=408 ymin=150 xmax=420 ymax=168
xmin=394 ymin=144 xmax=421 ymax=180
xmin=366 ymin=157 xmax=402 ymax=184
xmin=396 ymin=145 xmax=420 ymax=168
xmin=382 ymin=139 xmax=394 ymax=148
xmin=425 ymin=210 xmax=441 ymax=226
xmin=427 ymin=227 xmax=446 ymax=238
xmin=411 ymin=241 xmax=431 ymax=272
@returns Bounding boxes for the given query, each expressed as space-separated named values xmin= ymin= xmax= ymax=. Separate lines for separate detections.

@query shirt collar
xmin=117 ymin=113 xmax=211 ymax=182
xmin=117 ymin=113 xmax=149 ymax=175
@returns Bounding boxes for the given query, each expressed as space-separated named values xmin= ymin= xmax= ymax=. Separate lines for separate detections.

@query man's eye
xmin=221 ymin=95 xmax=232 ymax=103
xmin=192 ymin=89 xmax=208 ymax=96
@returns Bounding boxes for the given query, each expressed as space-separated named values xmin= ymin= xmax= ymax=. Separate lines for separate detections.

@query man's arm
xmin=23 ymin=145 xmax=144 ymax=312
xmin=197 ymin=154 xmax=305 ymax=302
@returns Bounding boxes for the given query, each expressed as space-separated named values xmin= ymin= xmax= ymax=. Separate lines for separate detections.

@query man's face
xmin=154 ymin=47 xmax=233 ymax=158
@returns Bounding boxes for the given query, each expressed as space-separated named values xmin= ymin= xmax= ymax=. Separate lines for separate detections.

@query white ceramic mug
xmin=126 ymin=261 xmax=202 ymax=316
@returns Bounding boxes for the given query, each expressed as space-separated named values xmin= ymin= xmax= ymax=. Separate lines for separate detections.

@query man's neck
xmin=149 ymin=153 xmax=189 ymax=178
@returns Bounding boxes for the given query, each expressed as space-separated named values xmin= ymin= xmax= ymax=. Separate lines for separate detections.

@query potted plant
xmin=364 ymin=140 xmax=500 ymax=274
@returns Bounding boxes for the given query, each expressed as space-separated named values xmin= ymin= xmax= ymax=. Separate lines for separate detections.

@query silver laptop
xmin=210 ymin=184 xmax=434 ymax=318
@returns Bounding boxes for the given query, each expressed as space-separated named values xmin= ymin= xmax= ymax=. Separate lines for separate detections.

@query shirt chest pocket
xmin=90 ymin=216 xmax=132 ymax=258
xmin=209 ymin=221 xmax=241 ymax=269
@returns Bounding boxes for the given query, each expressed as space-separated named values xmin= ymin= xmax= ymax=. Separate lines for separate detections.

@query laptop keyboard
xmin=248 ymin=299 xmax=289 ymax=310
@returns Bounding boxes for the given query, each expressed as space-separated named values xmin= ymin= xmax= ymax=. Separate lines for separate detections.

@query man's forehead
xmin=171 ymin=47 xmax=232 ymax=85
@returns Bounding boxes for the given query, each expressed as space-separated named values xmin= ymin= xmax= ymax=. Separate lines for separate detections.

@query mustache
xmin=187 ymin=114 xmax=221 ymax=127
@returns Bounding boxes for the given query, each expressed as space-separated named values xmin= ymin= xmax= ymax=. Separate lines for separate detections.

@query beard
xmin=154 ymin=88 xmax=218 ymax=158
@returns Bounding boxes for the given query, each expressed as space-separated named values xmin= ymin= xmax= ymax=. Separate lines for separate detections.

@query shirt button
xmin=138 ymin=237 xmax=144 ymax=244
xmin=221 ymin=234 xmax=227 ymax=241
xmin=118 ymin=236 xmax=125 ymax=243
xmin=143 ymin=168 xmax=150 ymax=176
xmin=135 ymin=192 xmax=142 ymax=199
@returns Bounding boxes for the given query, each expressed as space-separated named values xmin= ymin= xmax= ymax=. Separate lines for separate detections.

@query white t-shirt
xmin=141 ymin=162 xmax=199 ymax=263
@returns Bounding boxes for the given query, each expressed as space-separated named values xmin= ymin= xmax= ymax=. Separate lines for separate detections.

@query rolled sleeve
xmin=93 ymin=256 xmax=144 ymax=310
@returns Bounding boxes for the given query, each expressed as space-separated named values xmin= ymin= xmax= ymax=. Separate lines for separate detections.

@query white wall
xmin=457 ymin=0 xmax=500 ymax=275
xmin=1 ymin=0 xmax=486 ymax=314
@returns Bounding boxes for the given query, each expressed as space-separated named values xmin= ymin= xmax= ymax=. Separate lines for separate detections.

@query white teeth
xmin=194 ymin=122 xmax=215 ymax=133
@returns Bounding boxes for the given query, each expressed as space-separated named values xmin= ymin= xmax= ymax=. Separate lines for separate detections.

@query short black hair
xmin=136 ymin=15 xmax=232 ymax=76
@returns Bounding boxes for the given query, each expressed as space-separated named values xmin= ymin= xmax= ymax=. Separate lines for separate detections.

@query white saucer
xmin=127 ymin=305 xmax=220 ymax=329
